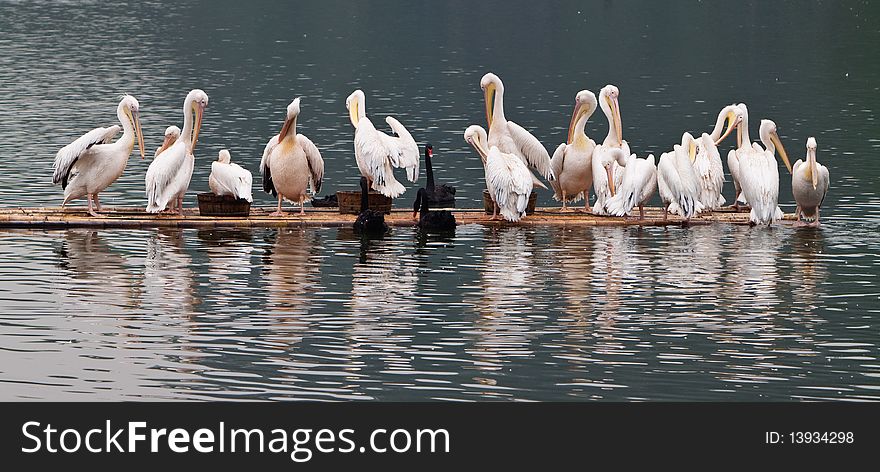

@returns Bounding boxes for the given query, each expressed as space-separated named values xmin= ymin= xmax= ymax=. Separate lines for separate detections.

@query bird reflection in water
xmin=787 ymin=228 xmax=828 ymax=318
xmin=260 ymin=228 xmax=322 ymax=342
xmin=54 ymin=229 xmax=140 ymax=310
xmin=342 ymin=230 xmax=419 ymax=380
xmin=466 ymin=227 xmax=542 ymax=390
xmin=141 ymin=229 xmax=200 ymax=313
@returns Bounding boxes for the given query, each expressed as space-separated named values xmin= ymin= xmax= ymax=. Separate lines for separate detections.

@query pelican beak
xmin=348 ymin=99 xmax=359 ymax=127
xmin=607 ymin=95 xmax=623 ymax=146
xmin=279 ymin=116 xmax=294 ymax=140
xmin=689 ymin=140 xmax=697 ymax=163
xmin=568 ymin=101 xmax=584 ymax=144
xmin=155 ymin=133 xmax=175 ymax=158
xmin=606 ymin=165 xmax=616 ymax=196
xmin=191 ymin=102 xmax=205 ymax=153
xmin=771 ymin=132 xmax=792 ymax=173
xmin=132 ymin=110 xmax=145 ymax=159
xmin=484 ymin=83 xmax=495 ymax=128
xmin=809 ymin=148 xmax=819 ymax=190
xmin=714 ymin=111 xmax=738 ymax=146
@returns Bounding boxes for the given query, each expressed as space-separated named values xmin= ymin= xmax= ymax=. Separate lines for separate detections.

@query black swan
xmin=423 ymin=144 xmax=456 ymax=207
xmin=413 ymin=187 xmax=456 ymax=231
xmin=353 ymin=177 xmax=388 ymax=234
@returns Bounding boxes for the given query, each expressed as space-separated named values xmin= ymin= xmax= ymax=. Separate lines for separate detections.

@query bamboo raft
xmin=0 ymin=206 xmax=795 ymax=229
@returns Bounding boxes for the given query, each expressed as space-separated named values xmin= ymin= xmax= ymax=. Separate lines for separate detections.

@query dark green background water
xmin=0 ymin=1 xmax=877 ymax=400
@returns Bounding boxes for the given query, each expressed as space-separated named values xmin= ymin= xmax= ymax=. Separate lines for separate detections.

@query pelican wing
xmin=211 ymin=162 xmax=253 ymax=202
xmin=145 ymin=142 xmax=188 ymax=212
xmin=354 ymin=118 xmax=405 ymax=197
xmin=53 ymin=125 xmax=121 ymax=188
xmin=296 ymin=134 xmax=325 ymax=195
xmin=549 ymin=143 xmax=566 ymax=199
xmin=486 ymin=148 xmax=532 ymax=220
xmin=382 ymin=116 xmax=419 ymax=182
xmin=260 ymin=136 xmax=280 ymax=196
xmin=506 ymin=120 xmax=554 ymax=180
xmin=739 ymin=150 xmax=780 ymax=223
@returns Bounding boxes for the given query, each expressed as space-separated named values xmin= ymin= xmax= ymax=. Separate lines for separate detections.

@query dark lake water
xmin=0 ymin=0 xmax=878 ymax=400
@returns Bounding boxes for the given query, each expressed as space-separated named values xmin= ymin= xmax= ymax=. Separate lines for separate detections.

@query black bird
xmin=413 ymin=187 xmax=456 ymax=231
xmin=310 ymin=194 xmax=338 ymax=207
xmin=423 ymin=144 xmax=456 ymax=207
xmin=353 ymin=177 xmax=388 ymax=234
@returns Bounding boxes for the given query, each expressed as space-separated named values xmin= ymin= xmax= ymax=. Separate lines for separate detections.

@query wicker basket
xmin=482 ymin=189 xmax=538 ymax=215
xmin=337 ymin=191 xmax=392 ymax=215
xmin=197 ymin=193 xmax=251 ymax=217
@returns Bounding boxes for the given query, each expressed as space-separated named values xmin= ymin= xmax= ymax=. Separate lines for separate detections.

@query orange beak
xmin=133 ymin=110 xmax=145 ymax=159
xmin=606 ymin=165 xmax=616 ymax=196
xmin=278 ymin=116 xmax=294 ymax=140
xmin=191 ymin=102 xmax=205 ymax=153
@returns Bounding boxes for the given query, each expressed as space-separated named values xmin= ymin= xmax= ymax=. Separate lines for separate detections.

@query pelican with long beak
xmin=154 ymin=126 xmax=180 ymax=158
xmin=791 ymin=137 xmax=829 ymax=227
xmin=550 ymin=90 xmax=598 ymax=211
xmin=53 ymin=95 xmax=145 ymax=216
xmin=465 ymin=125 xmax=533 ymax=222
xmin=345 ymin=89 xmax=419 ymax=198
xmin=591 ymin=84 xmax=630 ymax=215
xmin=481 ymin=72 xmax=555 ymax=185
xmin=735 ymin=118 xmax=793 ymax=225
xmin=260 ymin=97 xmax=325 ymax=216
xmin=145 ymin=89 xmax=208 ymax=214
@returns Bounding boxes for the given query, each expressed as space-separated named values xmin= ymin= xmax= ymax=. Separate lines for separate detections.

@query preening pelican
xmin=591 ymin=85 xmax=629 ymax=215
xmin=726 ymin=103 xmax=751 ymax=209
xmin=736 ymin=119 xmax=792 ymax=225
xmin=155 ymin=126 xmax=180 ymax=158
xmin=145 ymin=89 xmax=208 ymax=214
xmin=693 ymin=105 xmax=740 ymax=209
xmin=657 ymin=133 xmax=704 ymax=220
xmin=550 ymin=90 xmax=598 ymax=211
xmin=465 ymin=125 xmax=533 ymax=222
xmin=210 ymin=149 xmax=253 ymax=202
xmin=260 ymin=97 xmax=325 ymax=216
xmin=792 ymin=137 xmax=829 ymax=227
xmin=606 ymin=152 xmax=657 ymax=219
xmin=53 ymin=95 xmax=145 ymax=216
xmin=481 ymin=72 xmax=554 ymax=185
xmin=345 ymin=89 xmax=419 ymax=198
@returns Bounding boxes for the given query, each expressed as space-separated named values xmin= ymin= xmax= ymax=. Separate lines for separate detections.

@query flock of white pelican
xmin=51 ymin=73 xmax=830 ymax=227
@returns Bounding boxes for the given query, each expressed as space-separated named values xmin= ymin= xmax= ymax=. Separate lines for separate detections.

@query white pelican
xmin=550 ymin=90 xmax=598 ymax=211
xmin=145 ymin=89 xmax=209 ymax=214
xmin=726 ymin=103 xmax=751 ymax=209
xmin=345 ymin=89 xmax=419 ymax=198
xmin=481 ymin=72 xmax=555 ymax=184
xmin=53 ymin=95 xmax=146 ymax=216
xmin=693 ymin=105 xmax=740 ymax=210
xmin=260 ymin=97 xmax=325 ymax=216
xmin=606 ymin=152 xmax=657 ymax=219
xmin=465 ymin=125 xmax=533 ymax=222
xmin=591 ymin=85 xmax=629 ymax=215
xmin=736 ymin=119 xmax=792 ymax=225
xmin=792 ymin=137 xmax=830 ymax=227
xmin=154 ymin=126 xmax=180 ymax=158
xmin=657 ymin=133 xmax=703 ymax=220
xmin=210 ymin=149 xmax=253 ymax=202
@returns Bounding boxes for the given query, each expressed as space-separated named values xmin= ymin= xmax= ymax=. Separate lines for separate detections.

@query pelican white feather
xmin=261 ymin=97 xmax=325 ymax=215
xmin=145 ymin=89 xmax=209 ymax=214
xmin=210 ymin=149 xmax=253 ymax=202
xmin=657 ymin=133 xmax=704 ymax=220
xmin=465 ymin=125 xmax=533 ymax=222
xmin=550 ymin=90 xmax=598 ymax=210
xmin=52 ymin=95 xmax=145 ymax=216
xmin=345 ymin=89 xmax=418 ymax=198
xmin=736 ymin=118 xmax=793 ymax=225
xmin=481 ymin=73 xmax=554 ymax=184
xmin=791 ymin=137 xmax=830 ymax=226
xmin=591 ymin=85 xmax=629 ymax=215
